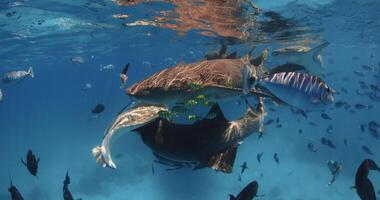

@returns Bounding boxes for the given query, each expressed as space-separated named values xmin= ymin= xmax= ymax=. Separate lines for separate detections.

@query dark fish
xmin=354 ymin=159 xmax=380 ymax=200
xmin=120 ymin=63 xmax=129 ymax=86
xmin=355 ymin=104 xmax=373 ymax=110
xmin=343 ymin=139 xmax=347 ymax=146
xmin=360 ymin=124 xmax=366 ymax=133
xmin=273 ymin=153 xmax=279 ymax=165
xmin=326 ymin=125 xmax=333 ymax=134
xmin=21 ymin=150 xmax=39 ymax=176
xmin=276 ymin=117 xmax=280 ymax=124
xmin=361 ymin=65 xmax=373 ymax=71
xmin=354 ymin=70 xmax=365 ymax=77
xmin=264 ymin=119 xmax=274 ymax=125
xmin=307 ymin=143 xmax=318 ymax=152
xmin=257 ymin=152 xmax=263 ymax=163
xmin=321 ymin=113 xmax=332 ymax=120
xmin=92 ymin=104 xmax=105 ymax=114
xmin=362 ymin=146 xmax=373 ymax=155
xmin=335 ymin=100 xmax=347 ymax=108
xmin=368 ymin=121 xmax=380 ymax=130
xmin=368 ymin=128 xmax=379 ymax=139
xmin=327 ymin=160 xmax=342 ymax=186
xmin=309 ymin=122 xmax=317 ymax=126
xmin=8 ymin=177 xmax=24 ymax=200
xmin=152 ymin=164 xmax=155 ymax=175
xmin=321 ymin=137 xmax=336 ymax=149
xmin=229 ymin=181 xmax=259 ymax=200
xmin=370 ymin=84 xmax=380 ymax=92
xmin=63 ymin=171 xmax=74 ymax=200
xmin=326 ymin=140 xmax=336 ymax=149
xmin=276 ymin=124 xmax=282 ymax=128
xmin=352 ymin=56 xmax=360 ymax=60
xmin=240 ymin=162 xmax=248 ymax=175
xmin=238 ymin=174 xmax=242 ymax=182
xmin=298 ymin=129 xmax=303 ymax=134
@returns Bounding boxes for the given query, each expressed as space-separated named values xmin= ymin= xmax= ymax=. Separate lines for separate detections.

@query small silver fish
xmin=100 ymin=64 xmax=115 ymax=71
xmin=2 ymin=67 xmax=34 ymax=83
xmin=71 ymin=56 xmax=85 ymax=64
xmin=0 ymin=88 xmax=3 ymax=102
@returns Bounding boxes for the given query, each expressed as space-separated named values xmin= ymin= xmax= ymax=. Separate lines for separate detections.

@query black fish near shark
xmin=354 ymin=159 xmax=380 ymax=200
xmin=21 ymin=150 xmax=39 ymax=176
xmin=240 ymin=162 xmax=248 ymax=175
xmin=63 ymin=171 xmax=74 ymax=200
xmin=8 ymin=177 xmax=24 ymax=200
xmin=229 ymin=181 xmax=259 ymax=200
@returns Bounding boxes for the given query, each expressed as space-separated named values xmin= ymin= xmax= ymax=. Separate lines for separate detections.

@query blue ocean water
xmin=0 ymin=0 xmax=380 ymax=199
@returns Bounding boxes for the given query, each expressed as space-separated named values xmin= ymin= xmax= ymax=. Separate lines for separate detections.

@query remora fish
xmin=2 ymin=67 xmax=34 ymax=83
xmin=272 ymin=42 xmax=329 ymax=75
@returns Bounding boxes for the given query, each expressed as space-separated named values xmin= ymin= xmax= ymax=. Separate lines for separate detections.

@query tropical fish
xmin=327 ymin=160 xmax=342 ymax=186
xmin=2 ymin=67 xmax=34 ymax=84
xmin=240 ymin=162 xmax=248 ymax=175
xmin=257 ymin=152 xmax=263 ymax=163
xmin=355 ymin=104 xmax=373 ymax=110
xmin=229 ymin=181 xmax=259 ymax=200
xmin=273 ymin=153 xmax=279 ymax=165
xmin=321 ymin=113 xmax=332 ymax=120
xmin=362 ymin=146 xmax=373 ymax=155
xmin=92 ymin=104 xmax=105 ymax=114
xmin=307 ymin=143 xmax=318 ymax=152
xmin=258 ymin=72 xmax=335 ymax=110
xmin=8 ymin=176 xmax=24 ymax=200
xmin=21 ymin=150 xmax=39 ymax=176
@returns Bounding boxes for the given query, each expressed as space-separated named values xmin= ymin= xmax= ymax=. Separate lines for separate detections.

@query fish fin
xmin=309 ymin=41 xmax=330 ymax=59
xmin=228 ymin=194 xmax=238 ymax=200
xmin=122 ymin=63 xmax=129 ymax=74
xmin=226 ymin=51 xmax=237 ymax=59
xmin=21 ymin=159 xmax=27 ymax=166
xmin=28 ymin=67 xmax=34 ymax=78
xmin=219 ymin=43 xmax=227 ymax=56
xmin=203 ymin=144 xmax=238 ymax=173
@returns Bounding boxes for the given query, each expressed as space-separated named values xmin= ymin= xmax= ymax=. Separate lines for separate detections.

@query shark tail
xmin=28 ymin=67 xmax=34 ymax=78
xmin=92 ymin=145 xmax=116 ymax=169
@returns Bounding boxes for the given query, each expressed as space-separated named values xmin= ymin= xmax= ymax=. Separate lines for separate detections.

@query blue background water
xmin=0 ymin=0 xmax=380 ymax=199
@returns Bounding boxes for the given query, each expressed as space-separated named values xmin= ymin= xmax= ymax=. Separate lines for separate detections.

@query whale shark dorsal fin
xmin=204 ymin=143 xmax=238 ymax=173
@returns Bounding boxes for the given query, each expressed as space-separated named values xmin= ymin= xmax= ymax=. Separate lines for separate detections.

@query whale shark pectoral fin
xmin=204 ymin=144 xmax=239 ymax=173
